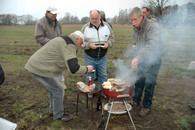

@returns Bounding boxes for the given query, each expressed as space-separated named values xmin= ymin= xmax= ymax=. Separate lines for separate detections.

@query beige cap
xmin=73 ymin=30 xmax=85 ymax=42
xmin=46 ymin=6 xmax=59 ymax=14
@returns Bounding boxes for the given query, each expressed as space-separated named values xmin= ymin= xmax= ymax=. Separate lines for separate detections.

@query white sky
xmin=0 ymin=0 xmax=193 ymax=20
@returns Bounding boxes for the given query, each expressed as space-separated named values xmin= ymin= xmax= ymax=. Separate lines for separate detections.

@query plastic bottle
xmin=88 ymin=77 xmax=92 ymax=87
xmin=88 ymin=77 xmax=93 ymax=98
xmin=97 ymin=96 xmax=101 ymax=111
xmin=92 ymin=83 xmax=96 ymax=90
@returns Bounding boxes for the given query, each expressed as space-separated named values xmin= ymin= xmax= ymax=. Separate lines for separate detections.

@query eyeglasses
xmin=130 ymin=15 xmax=141 ymax=22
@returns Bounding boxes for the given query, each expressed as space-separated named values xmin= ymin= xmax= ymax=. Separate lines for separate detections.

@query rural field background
xmin=0 ymin=25 xmax=194 ymax=130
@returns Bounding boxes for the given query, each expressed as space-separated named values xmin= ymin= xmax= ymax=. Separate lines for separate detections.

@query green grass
xmin=176 ymin=115 xmax=195 ymax=130
xmin=50 ymin=120 xmax=63 ymax=129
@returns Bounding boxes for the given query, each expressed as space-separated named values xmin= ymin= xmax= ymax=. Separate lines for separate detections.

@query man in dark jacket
xmin=141 ymin=7 xmax=157 ymax=22
xmin=130 ymin=7 xmax=162 ymax=117
xmin=35 ymin=6 xmax=62 ymax=46
xmin=99 ymin=10 xmax=112 ymax=29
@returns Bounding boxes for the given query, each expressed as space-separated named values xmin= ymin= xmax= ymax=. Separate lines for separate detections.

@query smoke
xmin=112 ymin=3 xmax=195 ymax=83
xmin=113 ymin=58 xmax=137 ymax=84
xmin=160 ymin=3 xmax=195 ymax=69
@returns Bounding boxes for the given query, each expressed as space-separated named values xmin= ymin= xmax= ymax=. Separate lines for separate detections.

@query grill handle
xmin=117 ymin=94 xmax=130 ymax=98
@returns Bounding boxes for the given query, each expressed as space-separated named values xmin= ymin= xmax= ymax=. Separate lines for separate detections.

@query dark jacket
xmin=133 ymin=15 xmax=163 ymax=64
xmin=35 ymin=15 xmax=62 ymax=46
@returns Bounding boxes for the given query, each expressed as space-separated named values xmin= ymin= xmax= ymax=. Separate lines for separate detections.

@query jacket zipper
xmin=97 ymin=29 xmax=101 ymax=59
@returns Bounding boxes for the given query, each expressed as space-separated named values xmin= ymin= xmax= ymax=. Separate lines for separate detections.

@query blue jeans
xmin=32 ymin=74 xmax=65 ymax=119
xmin=84 ymin=53 xmax=107 ymax=91
xmin=132 ymin=59 xmax=161 ymax=109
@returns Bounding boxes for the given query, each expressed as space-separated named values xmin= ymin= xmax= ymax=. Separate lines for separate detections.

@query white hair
xmin=129 ymin=7 xmax=143 ymax=17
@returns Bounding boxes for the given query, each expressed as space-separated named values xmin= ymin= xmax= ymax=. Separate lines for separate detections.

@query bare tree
xmin=111 ymin=15 xmax=118 ymax=24
xmin=117 ymin=9 xmax=129 ymax=24
xmin=0 ymin=14 xmax=36 ymax=25
xmin=59 ymin=12 xmax=71 ymax=24
xmin=24 ymin=14 xmax=36 ymax=25
xmin=71 ymin=16 xmax=80 ymax=24
xmin=2 ymin=14 xmax=12 ymax=25
xmin=11 ymin=14 xmax=19 ymax=25
xmin=186 ymin=2 xmax=195 ymax=22
xmin=142 ymin=0 xmax=170 ymax=23
xmin=80 ymin=17 xmax=89 ymax=24
xmin=59 ymin=12 xmax=81 ymax=25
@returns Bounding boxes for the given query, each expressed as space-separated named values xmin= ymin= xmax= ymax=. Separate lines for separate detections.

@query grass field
xmin=0 ymin=25 xmax=195 ymax=130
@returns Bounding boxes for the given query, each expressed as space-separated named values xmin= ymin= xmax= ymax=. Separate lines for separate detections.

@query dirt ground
xmin=0 ymin=25 xmax=194 ymax=130
xmin=0 ymin=68 xmax=194 ymax=130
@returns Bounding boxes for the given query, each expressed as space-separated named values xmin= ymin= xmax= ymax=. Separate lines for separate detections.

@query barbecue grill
xmin=102 ymin=79 xmax=136 ymax=130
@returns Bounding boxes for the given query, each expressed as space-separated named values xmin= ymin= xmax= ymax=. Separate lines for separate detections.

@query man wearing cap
xmin=25 ymin=31 xmax=93 ymax=121
xmin=35 ymin=6 xmax=62 ymax=46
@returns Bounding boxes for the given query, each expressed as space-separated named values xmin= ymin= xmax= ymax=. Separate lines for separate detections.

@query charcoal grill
xmin=102 ymin=81 xmax=136 ymax=130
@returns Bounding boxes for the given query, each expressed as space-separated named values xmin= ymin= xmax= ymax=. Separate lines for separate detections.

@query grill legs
xmin=104 ymin=100 xmax=136 ymax=130
xmin=124 ymin=100 xmax=136 ymax=130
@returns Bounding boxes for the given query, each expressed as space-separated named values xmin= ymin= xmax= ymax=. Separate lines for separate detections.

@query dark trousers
xmin=132 ymin=59 xmax=161 ymax=109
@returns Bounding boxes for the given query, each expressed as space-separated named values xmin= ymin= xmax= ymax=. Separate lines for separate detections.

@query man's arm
xmin=35 ymin=22 xmax=50 ymax=46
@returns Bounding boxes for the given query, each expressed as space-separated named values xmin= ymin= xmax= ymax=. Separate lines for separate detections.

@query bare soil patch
xmin=0 ymin=70 xmax=194 ymax=130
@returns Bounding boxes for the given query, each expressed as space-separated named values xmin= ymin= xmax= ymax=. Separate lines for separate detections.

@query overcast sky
xmin=0 ymin=0 xmax=193 ymax=19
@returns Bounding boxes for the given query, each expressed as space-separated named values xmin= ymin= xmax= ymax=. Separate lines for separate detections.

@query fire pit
xmin=101 ymin=78 xmax=136 ymax=130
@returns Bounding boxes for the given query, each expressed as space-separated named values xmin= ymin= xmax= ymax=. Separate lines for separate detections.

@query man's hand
xmin=102 ymin=43 xmax=108 ymax=49
xmin=87 ymin=65 xmax=94 ymax=72
xmin=132 ymin=58 xmax=139 ymax=69
xmin=90 ymin=43 xmax=97 ymax=49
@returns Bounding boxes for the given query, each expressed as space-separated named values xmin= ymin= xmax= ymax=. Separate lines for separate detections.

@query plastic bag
xmin=77 ymin=82 xmax=90 ymax=93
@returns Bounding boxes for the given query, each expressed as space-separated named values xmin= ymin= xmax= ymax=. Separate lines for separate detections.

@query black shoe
xmin=94 ymin=77 xmax=98 ymax=81
xmin=188 ymin=104 xmax=195 ymax=110
xmin=55 ymin=114 xmax=73 ymax=122
xmin=49 ymin=113 xmax=53 ymax=117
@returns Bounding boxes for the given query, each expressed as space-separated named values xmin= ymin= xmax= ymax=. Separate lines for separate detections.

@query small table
xmin=76 ymin=88 xmax=101 ymax=121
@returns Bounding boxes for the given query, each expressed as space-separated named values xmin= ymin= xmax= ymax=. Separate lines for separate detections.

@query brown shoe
xmin=139 ymin=107 xmax=149 ymax=117
xmin=56 ymin=114 xmax=73 ymax=122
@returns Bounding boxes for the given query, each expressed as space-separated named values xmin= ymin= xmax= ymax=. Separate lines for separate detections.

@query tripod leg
xmin=124 ymin=101 xmax=136 ymax=130
xmin=105 ymin=101 xmax=113 ymax=130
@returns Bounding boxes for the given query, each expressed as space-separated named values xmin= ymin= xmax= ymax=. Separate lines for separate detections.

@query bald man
xmin=81 ymin=10 xmax=114 ymax=92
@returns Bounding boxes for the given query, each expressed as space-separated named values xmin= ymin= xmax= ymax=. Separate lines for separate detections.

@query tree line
xmin=0 ymin=1 xmax=194 ymax=26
